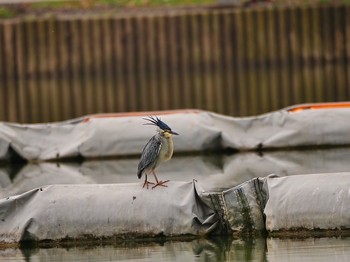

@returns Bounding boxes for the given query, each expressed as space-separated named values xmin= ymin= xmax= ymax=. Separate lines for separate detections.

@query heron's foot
xmin=152 ymin=180 xmax=170 ymax=189
xmin=143 ymin=180 xmax=155 ymax=189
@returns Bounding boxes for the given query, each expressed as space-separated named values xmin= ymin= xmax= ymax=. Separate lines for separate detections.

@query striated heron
xmin=137 ymin=116 xmax=179 ymax=189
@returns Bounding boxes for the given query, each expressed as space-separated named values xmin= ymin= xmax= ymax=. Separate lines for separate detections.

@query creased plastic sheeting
xmin=264 ymin=172 xmax=350 ymax=231
xmin=213 ymin=108 xmax=350 ymax=149
xmin=0 ymin=112 xmax=214 ymax=161
xmin=1 ymin=172 xmax=350 ymax=243
xmin=217 ymin=178 xmax=265 ymax=234
xmin=0 ymin=181 xmax=221 ymax=243
xmin=1 ymin=108 xmax=350 ymax=160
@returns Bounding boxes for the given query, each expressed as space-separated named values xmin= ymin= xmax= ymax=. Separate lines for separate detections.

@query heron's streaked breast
xmin=159 ymin=136 xmax=174 ymax=162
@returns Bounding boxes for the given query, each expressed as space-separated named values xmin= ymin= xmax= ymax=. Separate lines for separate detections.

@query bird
xmin=137 ymin=116 xmax=179 ymax=189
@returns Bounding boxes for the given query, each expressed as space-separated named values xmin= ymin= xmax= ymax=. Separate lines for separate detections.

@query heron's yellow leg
xmin=151 ymin=171 xmax=170 ymax=189
xmin=142 ymin=174 xmax=154 ymax=189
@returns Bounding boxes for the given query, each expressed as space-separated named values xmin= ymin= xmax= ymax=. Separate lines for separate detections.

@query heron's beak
xmin=170 ymin=130 xmax=179 ymax=135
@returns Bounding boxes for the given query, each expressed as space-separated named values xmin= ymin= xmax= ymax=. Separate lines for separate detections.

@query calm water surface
xmin=2 ymin=148 xmax=350 ymax=197
xmin=1 ymin=237 xmax=350 ymax=261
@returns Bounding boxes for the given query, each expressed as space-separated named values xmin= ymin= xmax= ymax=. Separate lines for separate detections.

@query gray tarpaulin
xmin=264 ymin=172 xmax=350 ymax=232
xmin=0 ymin=179 xmax=267 ymax=243
xmin=0 ymin=172 xmax=350 ymax=243
xmin=1 ymin=107 xmax=350 ymax=160
xmin=0 ymin=181 xmax=220 ymax=243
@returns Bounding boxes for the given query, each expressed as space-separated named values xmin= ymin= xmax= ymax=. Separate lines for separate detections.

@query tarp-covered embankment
xmin=0 ymin=181 xmax=220 ymax=243
xmin=1 ymin=172 xmax=349 ymax=243
xmin=1 ymin=106 xmax=350 ymax=161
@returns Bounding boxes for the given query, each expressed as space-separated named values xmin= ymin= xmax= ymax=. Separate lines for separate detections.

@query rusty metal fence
xmin=0 ymin=4 xmax=350 ymax=123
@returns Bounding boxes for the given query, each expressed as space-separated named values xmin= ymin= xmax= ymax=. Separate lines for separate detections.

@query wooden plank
xmin=113 ymin=17 xmax=127 ymax=113
xmin=187 ymin=13 xmax=196 ymax=110
xmin=292 ymin=7 xmax=305 ymax=104
xmin=346 ymin=5 xmax=350 ymax=98
xmin=91 ymin=18 xmax=105 ymax=113
xmin=0 ymin=22 xmax=5 ymax=121
xmin=124 ymin=17 xmax=137 ymax=111
xmin=265 ymin=7 xmax=279 ymax=112
xmin=102 ymin=17 xmax=115 ymax=113
xmin=277 ymin=7 xmax=290 ymax=108
xmin=244 ymin=9 xmax=258 ymax=115
xmin=58 ymin=19 xmax=71 ymax=120
xmin=81 ymin=18 xmax=95 ymax=114
xmin=333 ymin=5 xmax=346 ymax=101
xmin=25 ymin=19 xmax=37 ymax=122
xmin=179 ymin=14 xmax=192 ymax=109
xmin=46 ymin=18 xmax=61 ymax=122
xmin=15 ymin=20 xmax=28 ymax=123
xmin=36 ymin=19 xmax=51 ymax=122
xmin=190 ymin=13 xmax=203 ymax=110
xmin=131 ymin=16 xmax=143 ymax=112
xmin=168 ymin=15 xmax=181 ymax=110
xmin=171 ymin=15 xmax=183 ymax=109
xmin=311 ymin=6 xmax=325 ymax=102
xmin=4 ymin=21 xmax=18 ymax=122
xmin=157 ymin=15 xmax=169 ymax=110
xmin=220 ymin=11 xmax=235 ymax=116
xmin=321 ymin=6 xmax=336 ymax=101
xmin=301 ymin=7 xmax=314 ymax=103
xmin=233 ymin=10 xmax=247 ymax=116
xmin=255 ymin=9 xmax=269 ymax=114
xmin=69 ymin=18 xmax=84 ymax=117
xmin=104 ymin=17 xmax=115 ymax=113
xmin=157 ymin=16 xmax=170 ymax=109
xmin=200 ymin=12 xmax=213 ymax=112
xmin=31 ymin=20 xmax=42 ymax=122
xmin=211 ymin=11 xmax=224 ymax=115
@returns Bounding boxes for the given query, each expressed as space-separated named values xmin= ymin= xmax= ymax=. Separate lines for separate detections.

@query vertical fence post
xmin=265 ymin=7 xmax=279 ymax=112
xmin=346 ymin=5 xmax=350 ymax=97
xmin=220 ymin=10 xmax=234 ymax=116
xmin=0 ymin=22 xmax=4 ymax=121
xmin=4 ymin=21 xmax=18 ymax=122
xmin=310 ymin=6 xmax=324 ymax=103
xmin=233 ymin=9 xmax=247 ymax=116
xmin=333 ymin=5 xmax=347 ymax=101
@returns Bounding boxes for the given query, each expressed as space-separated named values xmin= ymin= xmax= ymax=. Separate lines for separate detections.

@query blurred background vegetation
xmin=0 ymin=0 xmax=350 ymax=18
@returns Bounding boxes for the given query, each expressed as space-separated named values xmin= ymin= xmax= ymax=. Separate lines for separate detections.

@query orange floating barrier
xmin=287 ymin=102 xmax=350 ymax=113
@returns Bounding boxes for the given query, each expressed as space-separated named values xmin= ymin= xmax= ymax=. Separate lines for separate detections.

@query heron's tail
xmin=137 ymin=169 xmax=142 ymax=179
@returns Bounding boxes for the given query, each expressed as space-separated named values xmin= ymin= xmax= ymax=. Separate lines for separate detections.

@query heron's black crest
xmin=143 ymin=116 xmax=172 ymax=131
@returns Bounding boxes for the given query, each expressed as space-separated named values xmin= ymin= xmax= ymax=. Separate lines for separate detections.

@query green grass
xmin=30 ymin=0 xmax=215 ymax=9
xmin=0 ymin=7 xmax=14 ymax=18
xmin=95 ymin=0 xmax=214 ymax=6
xmin=2 ymin=0 xmax=350 ymax=18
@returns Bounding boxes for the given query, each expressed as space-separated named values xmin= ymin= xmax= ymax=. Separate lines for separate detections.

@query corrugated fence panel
xmin=0 ymin=4 xmax=350 ymax=123
xmin=3 ymin=21 xmax=17 ymax=122
xmin=347 ymin=5 xmax=350 ymax=96
xmin=0 ymin=23 xmax=3 ymax=121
